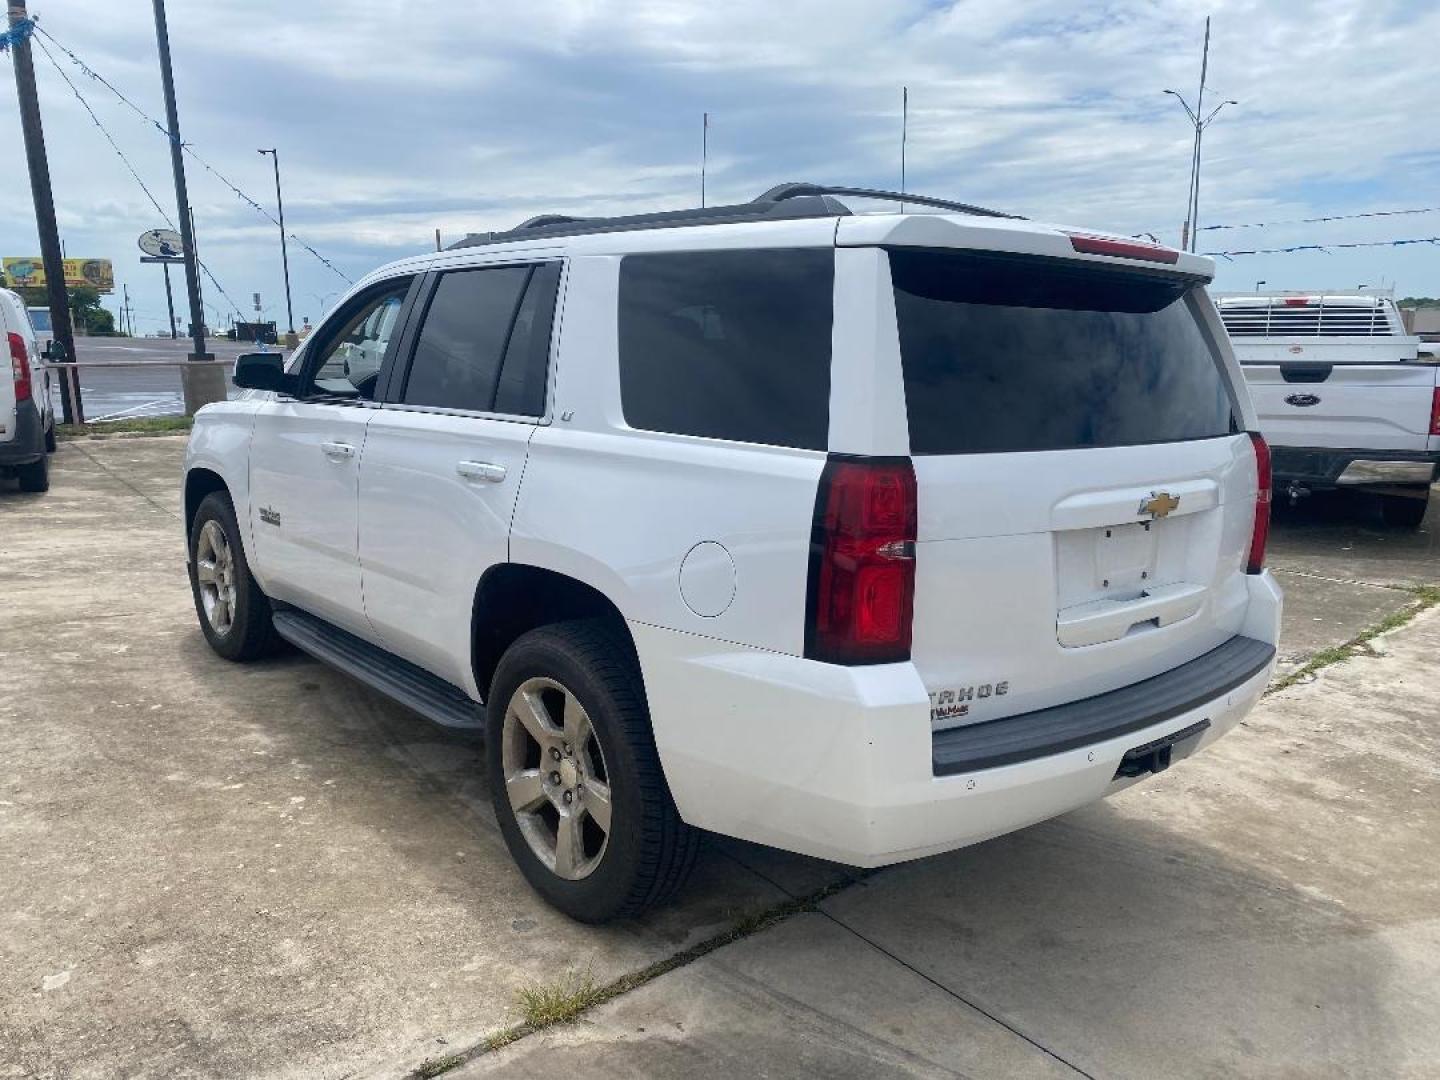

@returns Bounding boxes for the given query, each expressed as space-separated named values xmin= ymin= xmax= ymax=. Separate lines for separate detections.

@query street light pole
xmin=257 ymin=148 xmax=295 ymax=342
xmin=1163 ymin=18 xmax=1236 ymax=252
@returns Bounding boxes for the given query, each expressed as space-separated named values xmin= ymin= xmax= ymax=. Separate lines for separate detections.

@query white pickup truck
xmin=1217 ymin=291 xmax=1440 ymax=528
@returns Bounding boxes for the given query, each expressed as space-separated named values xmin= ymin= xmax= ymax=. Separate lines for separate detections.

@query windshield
xmin=889 ymin=249 xmax=1237 ymax=455
xmin=28 ymin=308 xmax=51 ymax=333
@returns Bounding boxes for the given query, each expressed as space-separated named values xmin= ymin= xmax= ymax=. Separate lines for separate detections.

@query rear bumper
xmin=1271 ymin=446 xmax=1439 ymax=491
xmin=0 ymin=399 xmax=46 ymax=467
xmin=637 ymin=571 xmax=1283 ymax=867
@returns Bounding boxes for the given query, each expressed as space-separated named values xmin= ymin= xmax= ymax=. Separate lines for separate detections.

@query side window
xmin=617 ymin=248 xmax=833 ymax=450
xmin=308 ymin=281 xmax=411 ymax=399
xmin=494 ymin=262 xmax=561 ymax=417
xmin=401 ymin=266 xmax=531 ymax=413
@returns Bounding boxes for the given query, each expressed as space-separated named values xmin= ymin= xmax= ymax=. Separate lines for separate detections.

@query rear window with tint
xmin=618 ymin=249 xmax=833 ymax=450
xmin=890 ymin=249 xmax=1237 ymax=455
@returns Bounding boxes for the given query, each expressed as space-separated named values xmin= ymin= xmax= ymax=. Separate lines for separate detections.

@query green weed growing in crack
xmin=1267 ymin=583 xmax=1440 ymax=695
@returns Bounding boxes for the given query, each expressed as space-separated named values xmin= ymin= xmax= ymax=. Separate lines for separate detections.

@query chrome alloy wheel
xmin=501 ymin=676 xmax=612 ymax=881
xmin=195 ymin=519 xmax=238 ymax=636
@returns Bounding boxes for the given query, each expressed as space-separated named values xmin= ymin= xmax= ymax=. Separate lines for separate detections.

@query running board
xmin=272 ymin=608 xmax=484 ymax=732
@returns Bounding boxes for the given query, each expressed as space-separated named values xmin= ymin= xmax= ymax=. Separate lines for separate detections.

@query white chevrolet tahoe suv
xmin=1217 ymin=290 xmax=1440 ymax=528
xmin=184 ymin=183 xmax=1282 ymax=922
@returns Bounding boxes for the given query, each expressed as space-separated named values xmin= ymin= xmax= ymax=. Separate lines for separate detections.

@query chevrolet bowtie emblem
xmin=1139 ymin=491 xmax=1181 ymax=518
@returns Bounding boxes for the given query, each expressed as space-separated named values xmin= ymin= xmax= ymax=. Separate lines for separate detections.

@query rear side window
xmin=890 ymin=249 xmax=1236 ymax=455
xmin=618 ymin=248 xmax=833 ymax=450
xmin=403 ymin=264 xmax=558 ymax=415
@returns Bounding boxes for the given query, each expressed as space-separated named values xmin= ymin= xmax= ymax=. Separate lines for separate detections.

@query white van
xmin=0 ymin=288 xmax=55 ymax=492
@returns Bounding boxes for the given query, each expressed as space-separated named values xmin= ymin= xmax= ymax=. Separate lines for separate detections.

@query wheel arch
xmin=184 ymin=467 xmax=230 ymax=534
xmin=472 ymin=563 xmax=639 ymax=705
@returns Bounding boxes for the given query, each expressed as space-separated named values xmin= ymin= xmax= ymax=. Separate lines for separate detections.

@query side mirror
xmin=232 ymin=352 xmax=298 ymax=395
xmin=41 ymin=339 xmax=67 ymax=362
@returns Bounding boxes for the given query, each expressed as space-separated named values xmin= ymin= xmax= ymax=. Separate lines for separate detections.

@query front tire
xmin=15 ymin=452 xmax=48 ymax=493
xmin=486 ymin=620 xmax=698 ymax=922
xmin=188 ymin=491 xmax=283 ymax=660
xmin=1381 ymin=487 xmax=1430 ymax=529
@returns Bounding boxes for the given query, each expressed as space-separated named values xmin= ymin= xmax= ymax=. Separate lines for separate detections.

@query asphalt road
xmin=49 ymin=338 xmax=265 ymax=422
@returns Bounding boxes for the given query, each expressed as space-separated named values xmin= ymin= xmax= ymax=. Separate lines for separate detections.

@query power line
xmin=1204 ymin=236 xmax=1440 ymax=259
xmin=31 ymin=33 xmax=246 ymax=321
xmin=1202 ymin=205 xmax=1440 ymax=232
xmin=34 ymin=22 xmax=353 ymax=285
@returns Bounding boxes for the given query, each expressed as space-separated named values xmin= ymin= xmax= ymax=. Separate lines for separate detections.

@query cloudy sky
xmin=2 ymin=0 xmax=1437 ymax=334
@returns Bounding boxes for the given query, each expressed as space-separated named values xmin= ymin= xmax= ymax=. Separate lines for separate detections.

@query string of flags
xmin=0 ymin=16 xmax=35 ymax=52
xmin=33 ymin=23 xmax=354 ymax=285
xmin=1204 ymin=236 xmax=1440 ymax=260
xmin=1202 ymin=205 xmax=1440 ymax=232
xmin=30 ymin=32 xmax=249 ymax=321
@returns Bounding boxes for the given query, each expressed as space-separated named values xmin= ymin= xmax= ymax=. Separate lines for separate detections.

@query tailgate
xmin=1242 ymin=363 xmax=1437 ymax=451
xmin=885 ymin=247 xmax=1258 ymax=733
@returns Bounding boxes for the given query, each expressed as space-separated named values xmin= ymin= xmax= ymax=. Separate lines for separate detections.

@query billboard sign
xmin=3 ymin=257 xmax=115 ymax=294
xmin=137 ymin=228 xmax=184 ymax=259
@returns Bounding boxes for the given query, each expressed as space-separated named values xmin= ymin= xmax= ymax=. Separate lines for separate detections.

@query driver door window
xmin=308 ymin=282 xmax=410 ymax=399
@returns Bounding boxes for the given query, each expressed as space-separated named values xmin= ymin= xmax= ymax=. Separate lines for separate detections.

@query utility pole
xmin=257 ymin=148 xmax=294 ymax=344
xmin=152 ymin=0 xmax=222 ymax=413
xmin=8 ymin=0 xmax=82 ymax=422
xmin=700 ymin=112 xmax=708 ymax=208
xmin=122 ymin=282 xmax=132 ymax=336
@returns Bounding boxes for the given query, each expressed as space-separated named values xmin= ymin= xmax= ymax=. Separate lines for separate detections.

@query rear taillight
xmin=8 ymin=332 xmax=31 ymax=403
xmin=806 ymin=457 xmax=917 ymax=665
xmin=1247 ymin=432 xmax=1272 ymax=575
xmin=1430 ymin=387 xmax=1440 ymax=437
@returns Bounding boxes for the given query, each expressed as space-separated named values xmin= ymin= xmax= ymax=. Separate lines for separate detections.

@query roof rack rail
xmin=755 ymin=183 xmax=1021 ymax=220
xmin=446 ymin=181 xmax=1019 ymax=249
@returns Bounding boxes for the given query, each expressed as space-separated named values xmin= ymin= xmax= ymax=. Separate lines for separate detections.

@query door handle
xmin=320 ymin=441 xmax=356 ymax=460
xmin=456 ymin=460 xmax=506 ymax=483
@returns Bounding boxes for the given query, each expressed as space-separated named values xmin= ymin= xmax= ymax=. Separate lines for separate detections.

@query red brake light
xmin=8 ymin=332 xmax=31 ymax=403
xmin=806 ymin=458 xmax=917 ymax=665
xmin=1247 ymin=432 xmax=1272 ymax=575
xmin=1066 ymin=233 xmax=1180 ymax=264
xmin=1430 ymin=387 xmax=1440 ymax=437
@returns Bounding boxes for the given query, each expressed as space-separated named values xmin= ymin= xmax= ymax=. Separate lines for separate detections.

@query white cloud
xmin=1 ymin=0 xmax=1436 ymax=333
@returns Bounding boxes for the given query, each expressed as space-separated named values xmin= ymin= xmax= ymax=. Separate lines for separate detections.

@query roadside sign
xmin=137 ymin=228 xmax=185 ymax=259
xmin=3 ymin=257 xmax=115 ymax=293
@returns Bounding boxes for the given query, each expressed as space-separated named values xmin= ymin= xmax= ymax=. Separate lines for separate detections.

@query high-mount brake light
xmin=1247 ymin=432 xmax=1272 ymax=575
xmin=8 ymin=332 xmax=31 ymax=403
xmin=1066 ymin=234 xmax=1180 ymax=264
xmin=806 ymin=457 xmax=917 ymax=665
xmin=1283 ymin=297 xmax=1313 ymax=307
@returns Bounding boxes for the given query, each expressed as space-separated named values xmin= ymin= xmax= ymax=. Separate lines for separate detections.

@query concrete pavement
xmin=2 ymin=437 xmax=1437 ymax=1079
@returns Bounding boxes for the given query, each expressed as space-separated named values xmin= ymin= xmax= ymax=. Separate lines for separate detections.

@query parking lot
xmin=2 ymin=436 xmax=1437 ymax=1079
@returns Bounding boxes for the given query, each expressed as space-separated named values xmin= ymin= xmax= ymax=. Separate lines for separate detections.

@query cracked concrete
xmin=2 ymin=438 xmax=1436 ymax=1079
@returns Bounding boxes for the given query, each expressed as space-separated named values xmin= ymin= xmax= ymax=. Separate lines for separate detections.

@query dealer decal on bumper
xmin=930 ymin=680 xmax=1009 ymax=723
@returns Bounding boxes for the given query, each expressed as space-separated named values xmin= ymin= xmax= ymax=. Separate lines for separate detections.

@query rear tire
xmin=1381 ymin=487 xmax=1429 ymax=529
xmin=16 ymin=452 xmax=48 ymax=493
xmin=486 ymin=619 xmax=699 ymax=922
xmin=188 ymin=491 xmax=284 ymax=661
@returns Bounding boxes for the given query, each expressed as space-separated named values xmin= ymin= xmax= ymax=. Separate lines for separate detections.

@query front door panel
xmin=248 ymin=401 xmax=372 ymax=635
